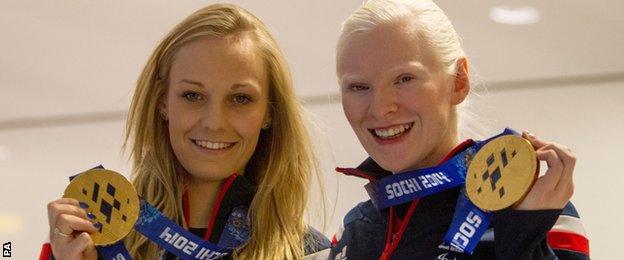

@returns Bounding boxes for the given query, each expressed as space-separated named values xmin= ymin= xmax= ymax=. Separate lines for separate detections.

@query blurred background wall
xmin=0 ymin=1 xmax=622 ymax=258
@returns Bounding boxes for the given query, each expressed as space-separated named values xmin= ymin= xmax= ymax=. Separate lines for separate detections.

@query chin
xmin=385 ymin=165 xmax=410 ymax=174
xmin=195 ymin=173 xmax=232 ymax=182
xmin=371 ymin=156 xmax=407 ymax=174
xmin=185 ymin=165 xmax=230 ymax=180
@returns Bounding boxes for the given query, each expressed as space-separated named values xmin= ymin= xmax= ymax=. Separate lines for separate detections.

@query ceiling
xmin=1 ymin=0 xmax=623 ymax=126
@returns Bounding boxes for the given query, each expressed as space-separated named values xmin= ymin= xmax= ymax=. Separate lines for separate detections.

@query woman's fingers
xmin=535 ymin=149 xmax=564 ymax=189
xmin=538 ymin=143 xmax=576 ymax=192
xmin=47 ymin=198 xmax=89 ymax=228
xmin=53 ymin=232 xmax=97 ymax=260
xmin=50 ymin=215 xmax=99 ymax=259
xmin=514 ymin=131 xmax=577 ymax=210
xmin=523 ymin=131 xmax=575 ymax=190
xmin=50 ymin=209 xmax=98 ymax=246
xmin=54 ymin=214 xmax=99 ymax=237
xmin=66 ymin=232 xmax=97 ymax=259
xmin=522 ymin=130 xmax=547 ymax=149
xmin=47 ymin=197 xmax=100 ymax=259
xmin=48 ymin=204 xmax=91 ymax=232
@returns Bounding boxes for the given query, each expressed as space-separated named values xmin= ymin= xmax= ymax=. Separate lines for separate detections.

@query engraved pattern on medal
xmin=64 ymin=169 xmax=140 ymax=245
xmin=466 ymin=136 xmax=537 ymax=211
xmin=474 ymin=147 xmax=516 ymax=199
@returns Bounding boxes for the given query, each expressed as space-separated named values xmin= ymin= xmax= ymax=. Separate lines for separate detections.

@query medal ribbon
xmin=364 ymin=128 xmax=519 ymax=254
xmin=68 ymin=168 xmax=237 ymax=260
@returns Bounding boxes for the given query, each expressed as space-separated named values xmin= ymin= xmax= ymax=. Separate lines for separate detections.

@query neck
xmin=185 ymin=177 xmax=224 ymax=228
xmin=423 ymin=133 xmax=459 ymax=167
xmin=401 ymin=120 xmax=460 ymax=172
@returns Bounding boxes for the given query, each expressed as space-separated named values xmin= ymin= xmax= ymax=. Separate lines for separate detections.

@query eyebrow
xmin=178 ymin=79 xmax=259 ymax=91
xmin=339 ymin=74 xmax=365 ymax=87
xmin=339 ymin=61 xmax=428 ymax=86
xmin=387 ymin=61 xmax=427 ymax=75
xmin=178 ymin=79 xmax=204 ymax=87
xmin=231 ymin=83 xmax=256 ymax=90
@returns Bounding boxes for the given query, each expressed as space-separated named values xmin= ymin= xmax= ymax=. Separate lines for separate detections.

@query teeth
xmin=374 ymin=124 xmax=411 ymax=139
xmin=194 ymin=140 xmax=234 ymax=150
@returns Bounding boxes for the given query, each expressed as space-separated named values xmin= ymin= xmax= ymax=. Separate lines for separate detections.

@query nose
xmin=200 ymin=100 xmax=226 ymax=131
xmin=369 ymin=85 xmax=399 ymax=119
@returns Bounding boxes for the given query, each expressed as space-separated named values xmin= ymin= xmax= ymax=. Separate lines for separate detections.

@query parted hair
xmin=124 ymin=4 xmax=318 ymax=259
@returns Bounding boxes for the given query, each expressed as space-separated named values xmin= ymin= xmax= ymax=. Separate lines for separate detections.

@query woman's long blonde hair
xmin=123 ymin=4 xmax=317 ymax=259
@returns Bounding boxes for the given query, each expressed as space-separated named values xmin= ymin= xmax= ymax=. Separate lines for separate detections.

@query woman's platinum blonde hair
xmin=338 ymin=0 xmax=465 ymax=76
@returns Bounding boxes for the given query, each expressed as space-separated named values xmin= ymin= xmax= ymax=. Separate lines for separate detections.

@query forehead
xmin=170 ymin=34 xmax=267 ymax=84
xmin=337 ymin=21 xmax=441 ymax=79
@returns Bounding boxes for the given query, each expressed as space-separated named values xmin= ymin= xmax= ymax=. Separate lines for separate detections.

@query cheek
xmin=168 ymin=109 xmax=195 ymax=137
xmin=231 ymin=108 xmax=265 ymax=139
xmin=239 ymin=121 xmax=262 ymax=140
xmin=342 ymin=97 xmax=364 ymax=125
xmin=165 ymin=97 xmax=187 ymax=136
xmin=401 ymin=85 xmax=446 ymax=119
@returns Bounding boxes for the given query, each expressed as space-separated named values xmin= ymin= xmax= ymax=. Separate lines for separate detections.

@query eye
xmin=348 ymin=84 xmax=369 ymax=92
xmin=182 ymin=91 xmax=203 ymax=102
xmin=231 ymin=94 xmax=252 ymax=105
xmin=394 ymin=75 xmax=415 ymax=85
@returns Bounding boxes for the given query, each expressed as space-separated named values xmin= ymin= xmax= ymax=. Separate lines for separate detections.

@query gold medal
xmin=63 ymin=169 xmax=139 ymax=246
xmin=465 ymin=135 xmax=538 ymax=211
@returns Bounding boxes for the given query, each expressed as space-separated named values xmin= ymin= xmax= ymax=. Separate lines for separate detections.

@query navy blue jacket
xmin=330 ymin=151 xmax=590 ymax=259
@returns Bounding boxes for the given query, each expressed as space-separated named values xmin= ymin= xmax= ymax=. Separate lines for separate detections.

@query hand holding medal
xmin=50 ymin=168 xmax=236 ymax=259
xmin=62 ymin=169 xmax=140 ymax=246
xmin=47 ymin=168 xmax=137 ymax=259
xmin=514 ymin=130 xmax=576 ymax=210
xmin=447 ymin=129 xmax=576 ymax=253
xmin=47 ymin=195 xmax=100 ymax=259
xmin=464 ymin=130 xmax=576 ymax=212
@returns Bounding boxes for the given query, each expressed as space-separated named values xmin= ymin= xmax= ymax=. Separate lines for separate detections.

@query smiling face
xmin=163 ymin=34 xmax=269 ymax=182
xmin=338 ymin=21 xmax=467 ymax=173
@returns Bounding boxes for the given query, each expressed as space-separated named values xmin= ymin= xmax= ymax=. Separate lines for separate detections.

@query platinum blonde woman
xmin=330 ymin=0 xmax=589 ymax=259
xmin=41 ymin=4 xmax=329 ymax=259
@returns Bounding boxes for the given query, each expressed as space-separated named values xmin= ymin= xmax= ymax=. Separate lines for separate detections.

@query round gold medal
xmin=63 ymin=169 xmax=139 ymax=246
xmin=465 ymin=135 xmax=538 ymax=211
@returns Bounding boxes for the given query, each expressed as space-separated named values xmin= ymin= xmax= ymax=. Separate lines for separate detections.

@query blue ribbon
xmin=132 ymin=201 xmax=231 ymax=260
xmin=443 ymin=192 xmax=492 ymax=254
xmin=363 ymin=128 xmax=520 ymax=254
xmin=364 ymin=151 xmax=470 ymax=210
xmin=68 ymin=168 xmax=245 ymax=260
xmin=97 ymin=241 xmax=132 ymax=260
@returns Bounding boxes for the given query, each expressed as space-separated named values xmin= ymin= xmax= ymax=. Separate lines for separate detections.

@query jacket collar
xmin=206 ymin=173 xmax=255 ymax=242
xmin=336 ymin=139 xmax=475 ymax=181
xmin=178 ymin=166 xmax=256 ymax=243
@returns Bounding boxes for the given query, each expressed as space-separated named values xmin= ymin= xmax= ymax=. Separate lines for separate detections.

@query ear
xmin=451 ymin=57 xmax=470 ymax=105
xmin=262 ymin=103 xmax=273 ymax=129
xmin=261 ymin=115 xmax=272 ymax=130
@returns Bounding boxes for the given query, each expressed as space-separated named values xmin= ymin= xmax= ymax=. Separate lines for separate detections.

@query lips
xmin=369 ymin=123 xmax=413 ymax=139
xmin=192 ymin=139 xmax=236 ymax=150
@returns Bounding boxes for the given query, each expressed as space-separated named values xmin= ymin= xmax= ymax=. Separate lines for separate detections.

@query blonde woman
xmin=330 ymin=0 xmax=589 ymax=259
xmin=41 ymin=4 xmax=329 ymax=259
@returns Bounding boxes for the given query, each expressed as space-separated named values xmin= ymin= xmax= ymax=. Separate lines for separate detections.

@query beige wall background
xmin=0 ymin=1 xmax=622 ymax=258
